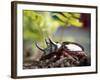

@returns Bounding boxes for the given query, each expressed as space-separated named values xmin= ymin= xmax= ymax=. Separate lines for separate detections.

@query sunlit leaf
xmin=71 ymin=13 xmax=81 ymax=18
xmin=52 ymin=13 xmax=68 ymax=22
xmin=62 ymin=12 xmax=72 ymax=18
xmin=68 ymin=17 xmax=83 ymax=27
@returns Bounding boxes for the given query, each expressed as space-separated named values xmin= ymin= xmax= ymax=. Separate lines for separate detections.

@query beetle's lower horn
xmin=48 ymin=38 xmax=57 ymax=46
xmin=45 ymin=39 xmax=50 ymax=46
xmin=34 ymin=42 xmax=44 ymax=51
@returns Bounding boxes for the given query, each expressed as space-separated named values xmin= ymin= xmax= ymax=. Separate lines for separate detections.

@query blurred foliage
xmin=24 ymin=11 xmax=58 ymax=42
xmin=23 ymin=10 xmax=83 ymax=46
xmin=52 ymin=12 xmax=82 ymax=27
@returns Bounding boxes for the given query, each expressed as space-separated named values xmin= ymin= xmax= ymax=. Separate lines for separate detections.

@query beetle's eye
xmin=65 ymin=44 xmax=83 ymax=51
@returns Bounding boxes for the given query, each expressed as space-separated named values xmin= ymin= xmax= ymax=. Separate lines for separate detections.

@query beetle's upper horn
xmin=45 ymin=39 xmax=49 ymax=46
xmin=48 ymin=38 xmax=57 ymax=46
xmin=34 ymin=42 xmax=44 ymax=51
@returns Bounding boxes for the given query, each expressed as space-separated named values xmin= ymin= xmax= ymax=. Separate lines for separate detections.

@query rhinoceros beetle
xmin=35 ymin=38 xmax=84 ymax=53
xmin=34 ymin=38 xmax=87 ymax=61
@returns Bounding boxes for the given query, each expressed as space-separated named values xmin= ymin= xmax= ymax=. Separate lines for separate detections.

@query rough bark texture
xmin=23 ymin=49 xmax=90 ymax=69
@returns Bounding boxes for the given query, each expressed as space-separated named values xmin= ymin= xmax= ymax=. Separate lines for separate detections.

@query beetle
xmin=34 ymin=38 xmax=88 ymax=66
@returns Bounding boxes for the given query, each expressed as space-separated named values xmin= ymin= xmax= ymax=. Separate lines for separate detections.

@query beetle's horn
xmin=48 ymin=38 xmax=57 ymax=46
xmin=34 ymin=42 xmax=44 ymax=51
xmin=45 ymin=39 xmax=50 ymax=46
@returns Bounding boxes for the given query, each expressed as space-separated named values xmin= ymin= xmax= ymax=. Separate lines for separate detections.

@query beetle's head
xmin=34 ymin=38 xmax=61 ymax=55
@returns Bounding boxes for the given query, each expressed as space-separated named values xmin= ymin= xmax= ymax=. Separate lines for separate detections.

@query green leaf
xmin=62 ymin=12 xmax=72 ymax=18
xmin=71 ymin=13 xmax=80 ymax=18
xmin=52 ymin=13 xmax=68 ymax=22
xmin=68 ymin=17 xmax=83 ymax=27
